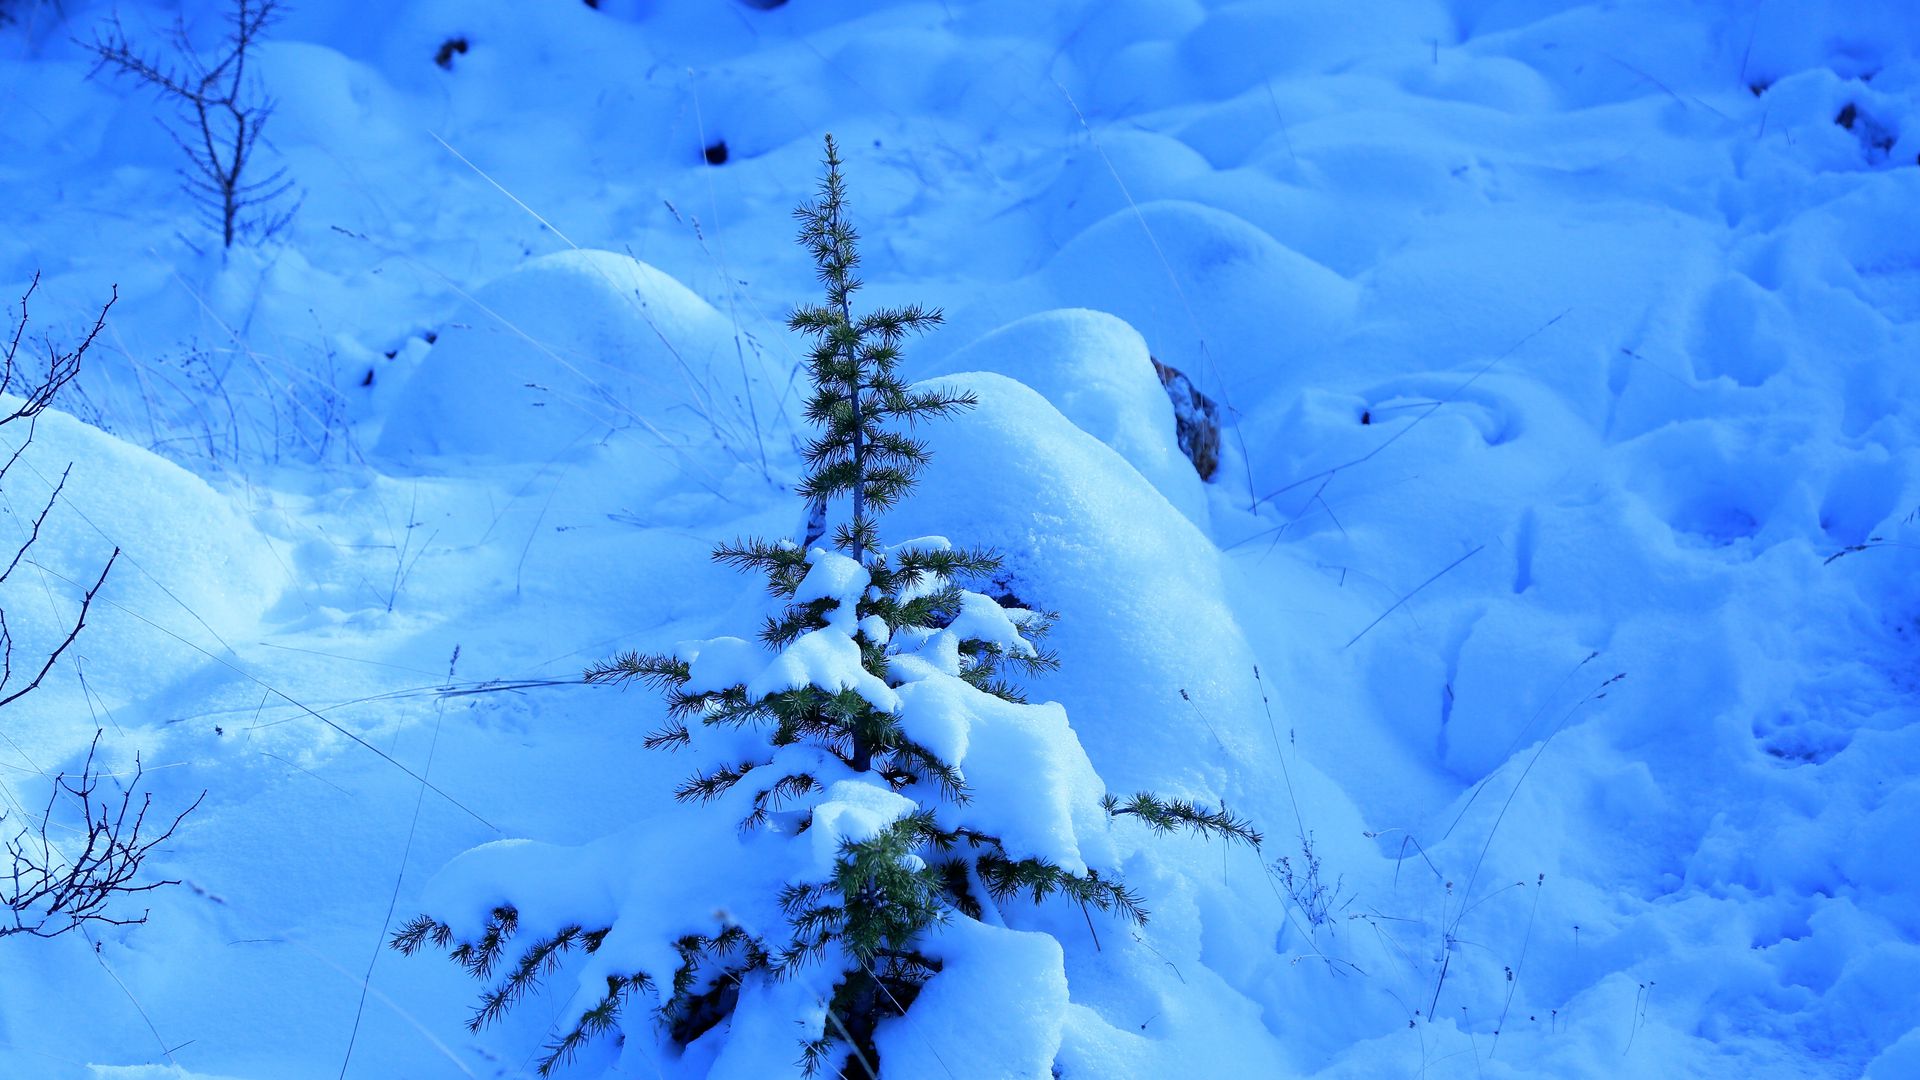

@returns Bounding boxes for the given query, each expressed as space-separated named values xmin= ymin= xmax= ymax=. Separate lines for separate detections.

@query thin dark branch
xmin=1342 ymin=545 xmax=1484 ymax=651
xmin=0 ymin=463 xmax=70 ymax=586
xmin=0 ymin=548 xmax=116 ymax=710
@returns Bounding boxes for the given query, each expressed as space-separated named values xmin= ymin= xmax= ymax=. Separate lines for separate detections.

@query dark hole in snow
xmin=435 ymin=37 xmax=469 ymax=70
xmin=801 ymin=496 xmax=827 ymax=548
xmin=1748 ymin=80 xmax=1770 ymax=97
xmin=1831 ymin=103 xmax=1899 ymax=162
xmin=738 ymin=0 xmax=789 ymax=9
xmin=988 ymin=572 xmax=1032 ymax=613
xmin=1361 ymin=410 xmax=1372 ymax=425
xmin=361 ymin=369 xmax=375 ymax=387
xmin=584 ymin=0 xmax=601 ymax=7
xmin=704 ymin=140 xmax=729 ymax=165
xmin=424 ymin=330 xmax=439 ymax=344
xmin=383 ymin=349 xmax=397 ymax=359
xmin=670 ymin=980 xmax=740 ymax=1046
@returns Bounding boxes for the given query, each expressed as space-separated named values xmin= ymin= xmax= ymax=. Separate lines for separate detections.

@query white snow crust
xmin=5 ymin=1 xmax=1919 ymax=1077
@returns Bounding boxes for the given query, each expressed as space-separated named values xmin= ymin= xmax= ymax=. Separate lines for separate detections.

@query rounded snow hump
xmin=920 ymin=308 xmax=1210 ymax=526
xmin=375 ymin=249 xmax=780 ymax=466
xmin=0 ymin=401 xmax=284 ymax=734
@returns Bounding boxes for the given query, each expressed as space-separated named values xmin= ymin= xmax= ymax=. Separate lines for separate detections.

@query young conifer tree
xmin=394 ymin=136 xmax=1259 ymax=1078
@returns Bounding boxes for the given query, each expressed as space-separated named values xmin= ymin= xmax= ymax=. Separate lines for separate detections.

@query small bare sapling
xmin=86 ymin=0 xmax=299 ymax=249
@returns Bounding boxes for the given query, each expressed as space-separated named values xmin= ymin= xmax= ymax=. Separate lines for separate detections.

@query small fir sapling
xmin=393 ymin=136 xmax=1259 ymax=1078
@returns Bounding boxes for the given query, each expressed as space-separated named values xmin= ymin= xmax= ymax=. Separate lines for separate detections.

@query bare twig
xmin=2 ymin=273 xmax=113 ymax=423
xmin=1343 ymin=545 xmax=1485 ymax=650
xmin=0 ymin=548 xmax=116 ymax=711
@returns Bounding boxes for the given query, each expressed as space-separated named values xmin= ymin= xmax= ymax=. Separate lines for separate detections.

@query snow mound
xmin=893 ymin=674 xmax=1113 ymax=874
xmin=419 ymin=817 xmax=797 ymax=1007
xmin=891 ymin=372 xmax=1363 ymax=836
xmin=376 ymin=249 xmax=777 ymax=465
xmin=0 ymin=403 xmax=283 ymax=727
xmin=1176 ymin=0 xmax=1451 ymax=95
xmin=925 ymin=309 xmax=1208 ymax=525
xmin=875 ymin=918 xmax=1069 ymax=1079
xmin=1038 ymin=201 xmax=1357 ymax=403
xmin=253 ymin=42 xmax=410 ymax=159
xmin=1869 ymin=1026 xmax=1920 ymax=1080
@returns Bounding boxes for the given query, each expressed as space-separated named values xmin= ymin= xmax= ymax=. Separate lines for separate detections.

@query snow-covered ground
xmin=3 ymin=0 xmax=1918 ymax=1076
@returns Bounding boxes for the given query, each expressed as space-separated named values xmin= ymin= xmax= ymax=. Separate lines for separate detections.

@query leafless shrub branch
xmin=2 ymin=732 xmax=203 ymax=938
xmin=2 ymin=272 xmax=112 ymax=424
xmin=0 ymin=274 xmax=200 ymax=939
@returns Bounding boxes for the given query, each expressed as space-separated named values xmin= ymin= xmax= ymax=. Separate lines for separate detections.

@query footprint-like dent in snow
xmin=1746 ymin=655 xmax=1902 ymax=769
xmin=1512 ymin=507 xmax=1538 ymax=594
xmin=1619 ymin=422 xmax=1798 ymax=550
xmin=1752 ymin=706 xmax=1852 ymax=765
xmin=1748 ymin=900 xmax=1816 ymax=950
xmin=1688 ymin=275 xmax=1790 ymax=388
xmin=1361 ymin=375 xmax=1522 ymax=448
xmin=1819 ymin=454 xmax=1905 ymax=545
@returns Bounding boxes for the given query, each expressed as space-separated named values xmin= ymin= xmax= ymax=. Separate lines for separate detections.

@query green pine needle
xmin=1103 ymin=791 xmax=1265 ymax=849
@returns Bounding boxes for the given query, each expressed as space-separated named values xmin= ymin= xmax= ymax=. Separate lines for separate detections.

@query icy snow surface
xmin=4 ymin=0 xmax=1920 ymax=1077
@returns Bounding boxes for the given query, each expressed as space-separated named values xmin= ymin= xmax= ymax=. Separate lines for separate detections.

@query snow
xmin=374 ymin=248 xmax=779 ymax=467
xmin=873 ymin=917 xmax=1068 ymax=1079
xmin=0 ymin=397 xmax=285 ymax=740
xmin=87 ymin=1069 xmax=253 ymax=1080
xmin=808 ymin=780 xmax=917 ymax=879
xmin=920 ymin=309 xmax=1209 ymax=524
xmin=857 ymin=614 xmax=891 ymax=646
xmin=894 ymin=675 xmax=1112 ymax=874
xmin=893 ymin=372 xmax=1319 ymax=809
xmin=701 ymin=976 xmax=844 ymax=1080
xmin=748 ymin=626 xmax=902 ymax=714
xmin=682 ymin=635 xmax=764 ymax=694
xmin=2 ymin=0 xmax=1918 ymax=1077
xmin=941 ymin=590 xmax=1038 ymax=659
xmin=792 ymin=547 xmax=870 ymax=633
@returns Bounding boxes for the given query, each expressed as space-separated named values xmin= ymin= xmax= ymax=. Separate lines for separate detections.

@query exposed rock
xmin=1150 ymin=357 xmax=1221 ymax=482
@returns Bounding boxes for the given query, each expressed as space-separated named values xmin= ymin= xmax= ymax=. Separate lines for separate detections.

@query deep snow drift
xmin=3 ymin=0 xmax=1918 ymax=1077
